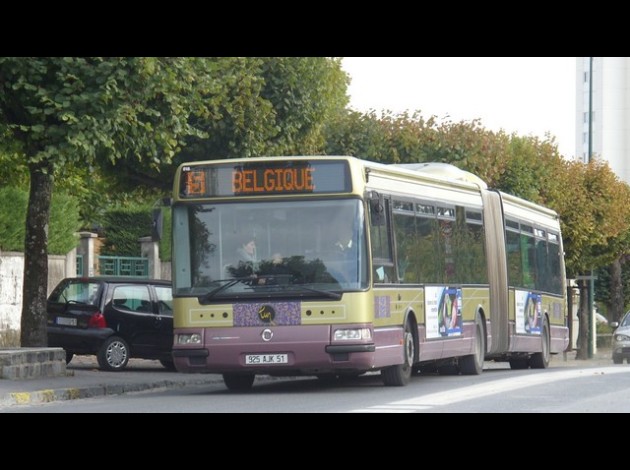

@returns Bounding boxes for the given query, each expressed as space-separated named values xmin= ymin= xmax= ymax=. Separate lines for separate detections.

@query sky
xmin=341 ymin=57 xmax=576 ymax=158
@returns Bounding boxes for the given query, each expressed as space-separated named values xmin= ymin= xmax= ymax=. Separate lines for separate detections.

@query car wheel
xmin=97 ymin=336 xmax=130 ymax=371
xmin=613 ymin=355 xmax=623 ymax=365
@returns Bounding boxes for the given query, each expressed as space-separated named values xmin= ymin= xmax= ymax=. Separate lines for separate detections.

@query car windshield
xmin=622 ymin=313 xmax=630 ymax=327
xmin=172 ymin=198 xmax=369 ymax=298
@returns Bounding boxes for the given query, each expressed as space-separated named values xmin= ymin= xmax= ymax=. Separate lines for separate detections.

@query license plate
xmin=56 ymin=317 xmax=77 ymax=326
xmin=245 ymin=354 xmax=288 ymax=365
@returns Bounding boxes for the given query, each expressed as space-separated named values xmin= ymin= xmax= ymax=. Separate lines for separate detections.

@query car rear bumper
xmin=47 ymin=326 xmax=114 ymax=354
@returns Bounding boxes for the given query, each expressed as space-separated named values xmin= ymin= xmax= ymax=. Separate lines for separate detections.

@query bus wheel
xmin=530 ymin=319 xmax=550 ymax=369
xmin=223 ymin=373 xmax=255 ymax=391
xmin=381 ymin=321 xmax=414 ymax=386
xmin=460 ymin=315 xmax=485 ymax=375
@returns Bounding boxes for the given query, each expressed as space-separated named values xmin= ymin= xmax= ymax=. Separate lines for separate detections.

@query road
xmin=5 ymin=362 xmax=630 ymax=413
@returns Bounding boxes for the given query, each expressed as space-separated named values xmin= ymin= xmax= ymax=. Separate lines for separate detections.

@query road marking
xmin=350 ymin=367 xmax=630 ymax=412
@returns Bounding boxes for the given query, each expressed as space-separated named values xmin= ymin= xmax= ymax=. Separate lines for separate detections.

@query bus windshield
xmin=172 ymin=198 xmax=369 ymax=298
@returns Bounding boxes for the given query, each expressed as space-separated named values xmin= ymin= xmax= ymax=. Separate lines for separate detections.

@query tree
xmin=96 ymin=57 xmax=350 ymax=194
xmin=0 ymin=57 xmax=212 ymax=346
xmin=546 ymin=159 xmax=630 ymax=358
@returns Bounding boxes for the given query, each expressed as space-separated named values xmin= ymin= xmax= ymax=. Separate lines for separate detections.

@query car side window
xmin=155 ymin=285 xmax=173 ymax=316
xmin=112 ymin=285 xmax=152 ymax=312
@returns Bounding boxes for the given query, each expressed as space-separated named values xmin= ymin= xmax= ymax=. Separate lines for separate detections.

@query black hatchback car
xmin=47 ymin=277 xmax=174 ymax=371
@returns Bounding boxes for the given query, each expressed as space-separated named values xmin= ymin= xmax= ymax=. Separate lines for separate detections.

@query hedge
xmin=0 ymin=187 xmax=80 ymax=254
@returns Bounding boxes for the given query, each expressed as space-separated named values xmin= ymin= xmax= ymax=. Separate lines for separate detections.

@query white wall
xmin=0 ymin=253 xmax=25 ymax=330
xmin=0 ymin=252 xmax=74 ymax=334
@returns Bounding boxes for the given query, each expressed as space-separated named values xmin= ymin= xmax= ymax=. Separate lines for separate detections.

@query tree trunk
xmin=20 ymin=163 xmax=53 ymax=347
xmin=576 ymin=279 xmax=590 ymax=360
xmin=610 ymin=257 xmax=624 ymax=323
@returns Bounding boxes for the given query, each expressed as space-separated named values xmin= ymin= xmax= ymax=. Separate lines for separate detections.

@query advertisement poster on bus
xmin=425 ymin=286 xmax=463 ymax=338
xmin=515 ymin=290 xmax=542 ymax=335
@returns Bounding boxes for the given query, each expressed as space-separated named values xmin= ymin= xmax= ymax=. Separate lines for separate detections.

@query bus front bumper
xmin=172 ymin=324 xmax=378 ymax=375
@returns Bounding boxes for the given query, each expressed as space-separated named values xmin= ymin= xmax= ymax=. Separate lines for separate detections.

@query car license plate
xmin=56 ymin=317 xmax=77 ymax=326
xmin=245 ymin=354 xmax=288 ymax=365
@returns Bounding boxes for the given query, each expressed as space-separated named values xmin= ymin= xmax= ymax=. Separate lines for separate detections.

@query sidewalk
xmin=0 ymin=355 xmax=223 ymax=409
xmin=0 ymin=349 xmax=616 ymax=409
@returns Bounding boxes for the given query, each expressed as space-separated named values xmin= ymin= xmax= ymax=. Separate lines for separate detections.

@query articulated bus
xmin=170 ymin=156 xmax=569 ymax=390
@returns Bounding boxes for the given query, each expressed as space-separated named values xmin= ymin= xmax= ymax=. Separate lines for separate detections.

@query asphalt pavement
xmin=0 ymin=348 xmax=617 ymax=409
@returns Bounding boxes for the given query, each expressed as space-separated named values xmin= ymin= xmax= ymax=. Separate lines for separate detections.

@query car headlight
xmin=177 ymin=333 xmax=202 ymax=344
xmin=614 ymin=334 xmax=630 ymax=342
xmin=334 ymin=328 xmax=372 ymax=341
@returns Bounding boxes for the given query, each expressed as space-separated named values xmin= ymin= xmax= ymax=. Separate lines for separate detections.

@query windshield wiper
xmin=197 ymin=278 xmax=252 ymax=304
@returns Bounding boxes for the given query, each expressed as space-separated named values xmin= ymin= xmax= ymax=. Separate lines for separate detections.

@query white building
xmin=575 ymin=57 xmax=630 ymax=183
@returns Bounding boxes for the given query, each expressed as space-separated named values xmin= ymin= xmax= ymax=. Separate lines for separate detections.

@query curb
xmin=0 ymin=376 xmax=225 ymax=407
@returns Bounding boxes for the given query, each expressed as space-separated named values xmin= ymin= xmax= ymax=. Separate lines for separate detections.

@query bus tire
xmin=381 ymin=321 xmax=414 ymax=386
xmin=223 ymin=373 xmax=255 ymax=391
xmin=530 ymin=318 xmax=550 ymax=369
xmin=460 ymin=315 xmax=485 ymax=375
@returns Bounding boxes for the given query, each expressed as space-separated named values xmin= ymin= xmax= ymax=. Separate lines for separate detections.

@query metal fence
xmin=98 ymin=256 xmax=148 ymax=277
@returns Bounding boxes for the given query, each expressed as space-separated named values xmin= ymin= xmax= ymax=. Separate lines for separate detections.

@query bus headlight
xmin=334 ymin=328 xmax=372 ymax=341
xmin=177 ymin=333 xmax=202 ymax=344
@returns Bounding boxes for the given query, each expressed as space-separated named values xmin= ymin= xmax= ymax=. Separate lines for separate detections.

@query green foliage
xmin=0 ymin=57 xmax=216 ymax=345
xmin=0 ymin=186 xmax=28 ymax=251
xmin=495 ymin=135 xmax=562 ymax=204
xmin=0 ymin=187 xmax=79 ymax=254
xmin=0 ymin=57 xmax=212 ymax=167
xmin=96 ymin=57 xmax=350 ymax=194
xmin=48 ymin=192 xmax=80 ymax=254
xmin=160 ymin=207 xmax=172 ymax=262
xmin=100 ymin=205 xmax=154 ymax=256
xmin=595 ymin=261 xmax=630 ymax=315
xmin=549 ymin=160 xmax=630 ymax=277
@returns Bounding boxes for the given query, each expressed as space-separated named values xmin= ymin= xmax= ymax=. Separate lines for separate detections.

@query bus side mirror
xmin=369 ymin=191 xmax=385 ymax=226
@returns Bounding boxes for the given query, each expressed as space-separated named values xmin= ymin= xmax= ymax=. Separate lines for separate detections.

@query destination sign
xmin=180 ymin=160 xmax=351 ymax=198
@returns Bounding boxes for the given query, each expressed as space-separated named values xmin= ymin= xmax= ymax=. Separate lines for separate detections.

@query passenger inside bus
xmin=226 ymin=236 xmax=258 ymax=279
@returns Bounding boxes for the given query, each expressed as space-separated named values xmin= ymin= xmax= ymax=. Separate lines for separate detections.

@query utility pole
xmin=588 ymin=56 xmax=594 ymax=359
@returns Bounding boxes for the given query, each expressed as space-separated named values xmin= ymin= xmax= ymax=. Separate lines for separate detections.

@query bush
xmin=0 ymin=186 xmax=28 ymax=251
xmin=159 ymin=207 xmax=171 ymax=262
xmin=0 ymin=187 xmax=80 ymax=254
xmin=100 ymin=205 xmax=154 ymax=256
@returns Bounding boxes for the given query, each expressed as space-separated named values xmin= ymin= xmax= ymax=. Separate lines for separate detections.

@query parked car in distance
xmin=47 ymin=277 xmax=174 ymax=371
xmin=610 ymin=311 xmax=630 ymax=365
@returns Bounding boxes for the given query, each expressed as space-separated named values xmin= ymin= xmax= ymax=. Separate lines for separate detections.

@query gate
xmin=98 ymin=256 xmax=148 ymax=277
